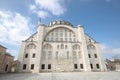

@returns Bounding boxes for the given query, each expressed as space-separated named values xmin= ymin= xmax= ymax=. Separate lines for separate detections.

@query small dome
xmin=77 ymin=24 xmax=83 ymax=28
xmin=48 ymin=20 xmax=73 ymax=27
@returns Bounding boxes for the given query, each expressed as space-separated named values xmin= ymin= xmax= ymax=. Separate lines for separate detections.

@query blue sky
xmin=0 ymin=0 xmax=120 ymax=60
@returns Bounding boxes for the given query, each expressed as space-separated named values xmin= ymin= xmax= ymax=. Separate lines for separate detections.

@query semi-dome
xmin=48 ymin=20 xmax=73 ymax=27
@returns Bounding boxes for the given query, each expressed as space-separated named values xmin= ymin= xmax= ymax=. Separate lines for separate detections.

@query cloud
xmin=100 ymin=44 xmax=120 ymax=57
xmin=30 ymin=5 xmax=49 ymax=18
xmin=29 ymin=0 xmax=66 ymax=18
xmin=0 ymin=10 xmax=33 ymax=45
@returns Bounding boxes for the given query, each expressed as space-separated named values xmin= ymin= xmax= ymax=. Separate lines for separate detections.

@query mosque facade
xmin=17 ymin=20 xmax=107 ymax=73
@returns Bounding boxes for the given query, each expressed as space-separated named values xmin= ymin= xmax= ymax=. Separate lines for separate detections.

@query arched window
xmin=44 ymin=44 xmax=52 ymax=49
xmin=61 ymin=44 xmax=64 ymax=49
xmin=56 ymin=51 xmax=58 ymax=59
xmin=57 ymin=45 xmax=59 ymax=49
xmin=87 ymin=44 xmax=96 ymax=50
xmin=73 ymin=51 xmax=77 ymax=59
xmin=67 ymin=51 xmax=69 ymax=59
xmin=48 ymin=51 xmax=52 ymax=59
xmin=42 ymin=44 xmax=52 ymax=60
xmin=27 ymin=43 xmax=36 ymax=49
xmin=69 ymin=33 xmax=71 ymax=37
xmin=73 ymin=44 xmax=80 ymax=50
xmin=56 ymin=38 xmax=58 ymax=41
xmin=65 ymin=33 xmax=67 ymax=37
xmin=44 ymin=27 xmax=76 ymax=42
xmin=87 ymin=44 xmax=96 ymax=59
xmin=60 ymin=33 xmax=63 ymax=36
xmin=78 ymin=51 xmax=81 ymax=58
xmin=74 ymin=38 xmax=76 ymax=42
xmin=65 ymin=45 xmax=67 ymax=49
xmin=42 ymin=51 xmax=46 ymax=59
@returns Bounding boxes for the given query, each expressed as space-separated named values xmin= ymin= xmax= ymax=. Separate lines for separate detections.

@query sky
xmin=0 ymin=0 xmax=120 ymax=60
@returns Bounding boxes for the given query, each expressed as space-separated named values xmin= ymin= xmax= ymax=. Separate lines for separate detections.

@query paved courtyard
xmin=0 ymin=72 xmax=120 ymax=80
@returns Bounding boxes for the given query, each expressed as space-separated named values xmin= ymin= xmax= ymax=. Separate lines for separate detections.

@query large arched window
xmin=73 ymin=44 xmax=81 ymax=59
xmin=42 ymin=44 xmax=52 ymax=60
xmin=44 ymin=27 xmax=77 ymax=42
xmin=87 ymin=44 xmax=97 ymax=58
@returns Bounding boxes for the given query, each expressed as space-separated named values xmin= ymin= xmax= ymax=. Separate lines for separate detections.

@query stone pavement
xmin=0 ymin=72 xmax=120 ymax=80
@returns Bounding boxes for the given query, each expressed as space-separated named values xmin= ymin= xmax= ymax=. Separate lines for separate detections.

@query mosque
xmin=17 ymin=20 xmax=107 ymax=73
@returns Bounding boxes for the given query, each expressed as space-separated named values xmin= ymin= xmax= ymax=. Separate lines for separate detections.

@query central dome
xmin=48 ymin=20 xmax=73 ymax=27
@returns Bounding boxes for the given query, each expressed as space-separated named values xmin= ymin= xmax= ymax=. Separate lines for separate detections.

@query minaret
xmin=36 ymin=18 xmax=45 ymax=72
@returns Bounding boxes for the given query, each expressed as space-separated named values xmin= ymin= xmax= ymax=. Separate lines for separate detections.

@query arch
xmin=87 ymin=44 xmax=96 ymax=50
xmin=73 ymin=44 xmax=80 ymax=50
xmin=44 ymin=25 xmax=76 ymax=41
xmin=42 ymin=44 xmax=52 ymax=60
xmin=27 ymin=43 xmax=36 ymax=49
xmin=43 ymin=44 xmax=52 ymax=49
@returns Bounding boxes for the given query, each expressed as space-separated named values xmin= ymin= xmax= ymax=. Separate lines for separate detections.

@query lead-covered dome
xmin=48 ymin=20 xmax=73 ymax=27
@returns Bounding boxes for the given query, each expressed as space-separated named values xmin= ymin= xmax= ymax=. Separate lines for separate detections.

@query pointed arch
xmin=27 ymin=43 xmax=36 ymax=49
xmin=87 ymin=44 xmax=96 ymax=50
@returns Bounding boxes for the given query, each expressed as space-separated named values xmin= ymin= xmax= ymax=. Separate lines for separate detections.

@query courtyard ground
xmin=0 ymin=72 xmax=120 ymax=80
